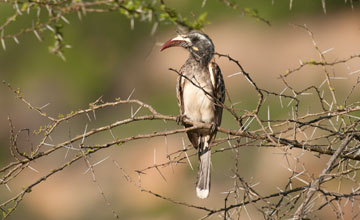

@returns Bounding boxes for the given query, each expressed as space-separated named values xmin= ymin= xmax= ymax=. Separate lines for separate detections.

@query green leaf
xmin=21 ymin=2 xmax=29 ymax=12
xmin=198 ymin=12 xmax=208 ymax=23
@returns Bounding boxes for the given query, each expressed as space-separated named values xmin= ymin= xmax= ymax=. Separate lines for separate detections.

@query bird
xmin=161 ymin=31 xmax=225 ymax=199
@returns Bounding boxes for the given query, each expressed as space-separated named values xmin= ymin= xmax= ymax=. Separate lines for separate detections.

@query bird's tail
xmin=196 ymin=138 xmax=211 ymax=199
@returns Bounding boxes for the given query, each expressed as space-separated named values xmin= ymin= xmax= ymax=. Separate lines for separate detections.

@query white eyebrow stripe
xmin=171 ymin=35 xmax=191 ymax=43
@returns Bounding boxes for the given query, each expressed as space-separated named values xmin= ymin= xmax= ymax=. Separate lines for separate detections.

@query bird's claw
xmin=210 ymin=122 xmax=217 ymax=134
xmin=176 ymin=114 xmax=186 ymax=125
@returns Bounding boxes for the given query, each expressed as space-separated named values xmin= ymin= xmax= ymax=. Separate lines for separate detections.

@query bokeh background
xmin=1 ymin=1 xmax=360 ymax=219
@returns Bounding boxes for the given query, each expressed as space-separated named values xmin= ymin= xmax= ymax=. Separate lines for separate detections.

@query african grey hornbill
xmin=161 ymin=31 xmax=225 ymax=199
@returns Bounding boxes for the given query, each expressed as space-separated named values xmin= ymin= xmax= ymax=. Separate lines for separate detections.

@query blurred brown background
xmin=1 ymin=1 xmax=360 ymax=219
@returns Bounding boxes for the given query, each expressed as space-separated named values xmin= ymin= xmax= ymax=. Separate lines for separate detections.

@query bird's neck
xmin=188 ymin=52 xmax=212 ymax=67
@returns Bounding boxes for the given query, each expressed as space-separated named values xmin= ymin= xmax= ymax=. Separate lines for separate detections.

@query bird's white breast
xmin=183 ymin=77 xmax=215 ymax=123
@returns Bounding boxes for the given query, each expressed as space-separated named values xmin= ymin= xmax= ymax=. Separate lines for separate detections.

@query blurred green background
xmin=1 ymin=0 xmax=360 ymax=219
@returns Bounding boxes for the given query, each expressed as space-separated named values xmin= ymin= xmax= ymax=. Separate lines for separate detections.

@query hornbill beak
xmin=160 ymin=35 xmax=191 ymax=51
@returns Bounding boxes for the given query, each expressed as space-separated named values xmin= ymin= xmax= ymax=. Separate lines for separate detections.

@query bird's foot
xmin=176 ymin=114 xmax=187 ymax=125
xmin=210 ymin=122 xmax=217 ymax=134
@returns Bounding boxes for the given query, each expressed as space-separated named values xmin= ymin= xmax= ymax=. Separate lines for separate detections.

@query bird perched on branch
xmin=161 ymin=31 xmax=225 ymax=199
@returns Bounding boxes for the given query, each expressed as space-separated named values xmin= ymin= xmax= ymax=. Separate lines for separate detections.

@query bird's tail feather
xmin=196 ymin=140 xmax=211 ymax=199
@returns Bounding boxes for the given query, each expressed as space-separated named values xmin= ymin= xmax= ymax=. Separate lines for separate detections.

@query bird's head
xmin=161 ymin=31 xmax=215 ymax=64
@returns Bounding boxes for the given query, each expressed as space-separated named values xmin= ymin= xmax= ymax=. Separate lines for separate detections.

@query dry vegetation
xmin=1 ymin=0 xmax=360 ymax=219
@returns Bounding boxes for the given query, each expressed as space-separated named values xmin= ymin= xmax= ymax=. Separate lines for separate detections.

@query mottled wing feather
xmin=176 ymin=73 xmax=185 ymax=115
xmin=209 ymin=62 xmax=226 ymax=127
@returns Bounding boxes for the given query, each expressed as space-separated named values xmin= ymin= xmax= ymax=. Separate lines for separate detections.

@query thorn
xmin=61 ymin=15 xmax=70 ymax=24
xmin=201 ymin=0 xmax=207 ymax=7
xmin=13 ymin=36 xmax=19 ymax=44
xmin=243 ymin=117 xmax=255 ymax=131
xmin=276 ymin=186 xmax=283 ymax=192
xmin=77 ymin=10 xmax=82 ymax=20
xmin=15 ymin=2 xmax=22 ymax=15
xmin=84 ymin=156 xmax=110 ymax=174
xmin=127 ymin=88 xmax=135 ymax=101
xmin=81 ymin=124 xmax=88 ymax=145
xmin=150 ymin=22 xmax=158 ymax=36
xmin=321 ymin=47 xmax=334 ymax=54
xmin=300 ymin=92 xmax=313 ymax=96
xmin=130 ymin=17 xmax=134 ymax=30
xmin=319 ymin=79 xmax=327 ymax=88
xmin=46 ymin=25 xmax=55 ymax=32
xmin=227 ymin=72 xmax=242 ymax=78
xmin=182 ymin=138 xmax=193 ymax=171
xmin=109 ymin=128 xmax=116 ymax=141
xmin=5 ymin=183 xmax=11 ymax=192
xmin=310 ymin=127 xmax=317 ymax=140
xmin=28 ymin=165 xmax=40 ymax=173
xmin=244 ymin=75 xmax=255 ymax=87
xmin=346 ymin=114 xmax=360 ymax=120
xmin=287 ymin=98 xmax=294 ymax=107
xmin=267 ymin=105 xmax=273 ymax=134
xmin=133 ymin=105 xmax=142 ymax=117
xmin=39 ymin=103 xmax=50 ymax=110
xmin=1 ymin=38 xmax=6 ymax=51
xmin=328 ymin=119 xmax=337 ymax=131
xmin=321 ymin=0 xmax=326 ymax=14
xmin=323 ymin=98 xmax=330 ymax=107
xmin=330 ymin=76 xmax=348 ymax=80
xmin=64 ymin=145 xmax=70 ymax=159
xmin=329 ymin=101 xmax=334 ymax=111
xmin=92 ymin=156 xmax=110 ymax=167
xmin=37 ymin=7 xmax=41 ymax=17
xmin=155 ymin=166 xmax=167 ymax=182
xmin=33 ymin=30 xmax=42 ymax=42
xmin=250 ymin=181 xmax=260 ymax=188
xmin=293 ymin=175 xmax=309 ymax=185
xmin=348 ymin=69 xmax=360 ymax=75
xmin=92 ymin=109 xmax=96 ymax=120
xmin=86 ymin=112 xmax=92 ymax=122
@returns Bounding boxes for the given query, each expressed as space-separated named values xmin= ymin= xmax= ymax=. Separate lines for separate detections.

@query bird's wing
xmin=176 ymin=70 xmax=185 ymax=115
xmin=209 ymin=62 xmax=226 ymax=127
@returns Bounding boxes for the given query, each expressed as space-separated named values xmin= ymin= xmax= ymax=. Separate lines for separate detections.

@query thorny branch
xmin=1 ymin=25 xmax=360 ymax=219
xmin=0 ymin=0 xmax=270 ymax=59
xmin=293 ymin=135 xmax=353 ymax=219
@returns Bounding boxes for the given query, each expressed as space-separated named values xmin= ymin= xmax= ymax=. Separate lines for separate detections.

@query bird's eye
xmin=192 ymin=46 xmax=199 ymax=51
xmin=191 ymin=37 xmax=199 ymax=43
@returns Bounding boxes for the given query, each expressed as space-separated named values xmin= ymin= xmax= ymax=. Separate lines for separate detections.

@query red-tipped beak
xmin=160 ymin=40 xmax=184 ymax=51
xmin=160 ymin=35 xmax=191 ymax=51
